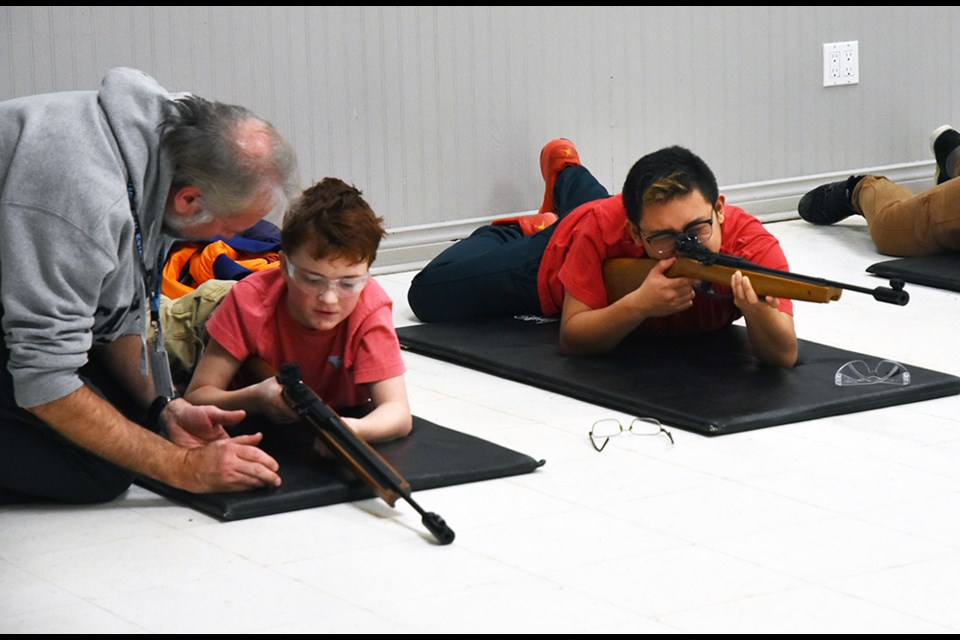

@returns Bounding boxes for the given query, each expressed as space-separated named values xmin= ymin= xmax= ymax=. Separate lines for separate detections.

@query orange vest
xmin=161 ymin=221 xmax=282 ymax=299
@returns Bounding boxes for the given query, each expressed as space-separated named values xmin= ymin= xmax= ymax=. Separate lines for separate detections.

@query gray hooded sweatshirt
xmin=0 ymin=68 xmax=176 ymax=408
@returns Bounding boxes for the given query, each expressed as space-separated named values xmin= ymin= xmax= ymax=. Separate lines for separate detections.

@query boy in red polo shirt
xmin=408 ymin=141 xmax=797 ymax=368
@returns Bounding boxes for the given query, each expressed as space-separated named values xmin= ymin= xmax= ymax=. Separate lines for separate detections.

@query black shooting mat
xmin=866 ymin=253 xmax=960 ymax=293
xmin=136 ymin=415 xmax=545 ymax=521
xmin=396 ymin=317 xmax=960 ymax=436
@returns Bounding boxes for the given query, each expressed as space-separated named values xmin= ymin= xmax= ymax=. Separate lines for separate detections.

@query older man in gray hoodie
xmin=0 ymin=68 xmax=300 ymax=503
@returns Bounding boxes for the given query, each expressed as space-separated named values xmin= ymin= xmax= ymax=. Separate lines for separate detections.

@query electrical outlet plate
xmin=823 ymin=41 xmax=859 ymax=87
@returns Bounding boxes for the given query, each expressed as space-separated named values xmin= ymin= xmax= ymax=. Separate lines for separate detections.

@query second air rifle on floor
xmin=245 ymin=358 xmax=455 ymax=545
xmin=603 ymin=234 xmax=910 ymax=306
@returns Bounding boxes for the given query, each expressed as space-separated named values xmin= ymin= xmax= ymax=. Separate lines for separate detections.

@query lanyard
xmin=128 ymin=183 xmax=175 ymax=397
xmin=128 ymin=183 xmax=163 ymax=321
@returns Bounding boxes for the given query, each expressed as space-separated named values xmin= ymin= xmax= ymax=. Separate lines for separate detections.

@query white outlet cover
xmin=823 ymin=41 xmax=859 ymax=87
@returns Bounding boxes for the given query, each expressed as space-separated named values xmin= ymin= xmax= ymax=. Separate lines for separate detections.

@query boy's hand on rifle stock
xmin=251 ymin=376 xmax=300 ymax=424
xmin=731 ymin=270 xmax=782 ymax=315
xmin=629 ymin=257 xmax=697 ymax=318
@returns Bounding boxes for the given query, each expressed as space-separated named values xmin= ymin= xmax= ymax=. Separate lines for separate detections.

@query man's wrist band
xmin=147 ymin=395 xmax=175 ymax=431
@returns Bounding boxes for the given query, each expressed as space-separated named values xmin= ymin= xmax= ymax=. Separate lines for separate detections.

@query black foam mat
xmin=136 ymin=415 xmax=544 ymax=521
xmin=867 ymin=254 xmax=960 ymax=293
xmin=396 ymin=318 xmax=960 ymax=436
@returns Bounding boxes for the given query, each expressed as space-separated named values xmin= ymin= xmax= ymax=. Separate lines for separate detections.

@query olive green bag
xmin=152 ymin=279 xmax=236 ymax=387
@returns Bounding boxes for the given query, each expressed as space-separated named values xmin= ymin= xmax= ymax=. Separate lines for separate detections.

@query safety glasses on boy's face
xmin=641 ymin=206 xmax=717 ymax=258
xmin=285 ymin=260 xmax=369 ymax=298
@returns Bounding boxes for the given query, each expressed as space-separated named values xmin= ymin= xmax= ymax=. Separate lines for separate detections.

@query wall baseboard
xmin=374 ymin=160 xmax=936 ymax=275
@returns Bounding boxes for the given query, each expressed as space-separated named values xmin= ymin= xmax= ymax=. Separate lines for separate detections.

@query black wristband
xmin=147 ymin=395 xmax=174 ymax=431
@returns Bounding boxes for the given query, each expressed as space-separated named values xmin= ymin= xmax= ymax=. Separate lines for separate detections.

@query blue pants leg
xmin=408 ymin=224 xmax=550 ymax=321
xmin=407 ymin=164 xmax=612 ymax=322
xmin=553 ymin=165 xmax=611 ymax=216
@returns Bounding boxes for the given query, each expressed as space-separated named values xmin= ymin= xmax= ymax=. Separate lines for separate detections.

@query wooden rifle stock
xmin=604 ymin=257 xmax=843 ymax=304
xmin=604 ymin=235 xmax=909 ymax=306
xmin=243 ymin=358 xmax=455 ymax=545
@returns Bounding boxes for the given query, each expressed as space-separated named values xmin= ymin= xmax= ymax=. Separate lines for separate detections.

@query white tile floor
xmin=3 ymin=216 xmax=960 ymax=633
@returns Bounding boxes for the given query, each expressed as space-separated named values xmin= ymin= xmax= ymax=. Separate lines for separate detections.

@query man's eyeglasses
xmin=285 ymin=260 xmax=370 ymax=298
xmin=589 ymin=417 xmax=675 ymax=452
xmin=641 ymin=207 xmax=717 ymax=258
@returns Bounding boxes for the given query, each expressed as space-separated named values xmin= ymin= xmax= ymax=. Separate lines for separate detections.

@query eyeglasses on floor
xmin=588 ymin=417 xmax=675 ymax=452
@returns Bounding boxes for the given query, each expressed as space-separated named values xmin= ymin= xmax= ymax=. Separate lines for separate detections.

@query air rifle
xmin=604 ymin=234 xmax=909 ymax=306
xmin=252 ymin=360 xmax=455 ymax=545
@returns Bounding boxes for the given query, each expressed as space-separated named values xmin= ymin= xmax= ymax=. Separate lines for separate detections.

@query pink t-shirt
xmin=206 ymin=268 xmax=406 ymax=409
xmin=538 ymin=195 xmax=794 ymax=335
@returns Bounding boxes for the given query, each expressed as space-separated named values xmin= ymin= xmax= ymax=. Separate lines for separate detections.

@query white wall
xmin=2 ymin=6 xmax=957 ymax=268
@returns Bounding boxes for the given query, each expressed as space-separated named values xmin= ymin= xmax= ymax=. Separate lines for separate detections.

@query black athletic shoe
xmin=931 ymin=124 xmax=960 ymax=185
xmin=797 ymin=176 xmax=862 ymax=225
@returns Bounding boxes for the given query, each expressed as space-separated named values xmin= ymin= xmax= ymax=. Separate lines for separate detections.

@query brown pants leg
xmin=854 ymin=175 xmax=960 ymax=256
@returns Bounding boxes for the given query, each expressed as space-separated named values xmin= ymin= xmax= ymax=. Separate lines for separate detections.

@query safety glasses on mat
xmin=835 ymin=359 xmax=910 ymax=387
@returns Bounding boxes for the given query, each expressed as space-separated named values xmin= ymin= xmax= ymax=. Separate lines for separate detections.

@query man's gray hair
xmin=159 ymin=95 xmax=300 ymax=220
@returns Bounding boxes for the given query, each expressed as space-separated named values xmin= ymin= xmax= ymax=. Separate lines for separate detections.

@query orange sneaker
xmin=491 ymin=211 xmax=558 ymax=236
xmin=538 ymin=138 xmax=581 ymax=214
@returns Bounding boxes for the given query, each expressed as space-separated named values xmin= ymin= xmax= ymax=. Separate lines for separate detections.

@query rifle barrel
xmin=675 ymin=236 xmax=909 ymax=306
xmin=277 ymin=363 xmax=455 ymax=545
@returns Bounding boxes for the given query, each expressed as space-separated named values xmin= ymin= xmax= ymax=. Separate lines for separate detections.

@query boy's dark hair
xmin=281 ymin=177 xmax=386 ymax=265
xmin=622 ymin=146 xmax=719 ymax=227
